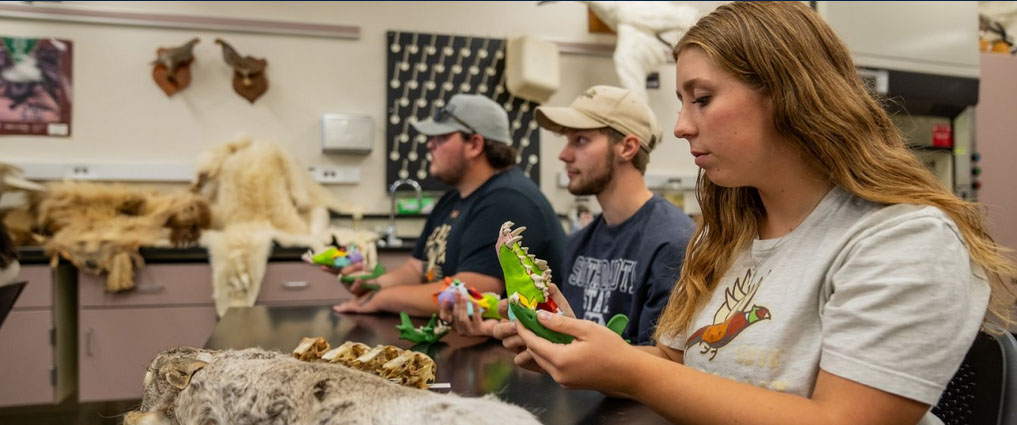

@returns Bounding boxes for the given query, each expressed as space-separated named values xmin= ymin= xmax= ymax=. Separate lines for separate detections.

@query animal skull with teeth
xmin=497 ymin=221 xmax=577 ymax=343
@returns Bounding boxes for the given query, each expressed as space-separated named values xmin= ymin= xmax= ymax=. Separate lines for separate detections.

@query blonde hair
xmin=654 ymin=1 xmax=1017 ymax=341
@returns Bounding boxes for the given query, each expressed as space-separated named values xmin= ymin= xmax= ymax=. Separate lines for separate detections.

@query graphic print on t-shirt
xmin=567 ymin=255 xmax=637 ymax=325
xmin=424 ymin=224 xmax=451 ymax=281
xmin=685 ymin=268 xmax=771 ymax=360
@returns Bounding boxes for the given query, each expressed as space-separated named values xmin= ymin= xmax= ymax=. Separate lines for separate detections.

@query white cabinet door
xmin=0 ymin=310 xmax=54 ymax=407
xmin=78 ymin=306 xmax=217 ymax=402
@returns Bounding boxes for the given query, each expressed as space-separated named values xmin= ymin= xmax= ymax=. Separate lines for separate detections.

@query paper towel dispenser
xmin=321 ymin=113 xmax=374 ymax=154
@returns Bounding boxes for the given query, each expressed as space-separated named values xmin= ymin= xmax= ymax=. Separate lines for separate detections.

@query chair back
xmin=0 ymin=280 xmax=26 ymax=331
xmin=933 ymin=330 xmax=1017 ymax=425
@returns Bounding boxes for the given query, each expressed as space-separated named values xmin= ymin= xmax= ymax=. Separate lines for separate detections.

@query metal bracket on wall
xmin=0 ymin=2 xmax=359 ymax=40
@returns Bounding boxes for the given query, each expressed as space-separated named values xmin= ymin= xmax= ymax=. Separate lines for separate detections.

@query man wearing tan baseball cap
xmin=491 ymin=85 xmax=694 ymax=346
xmin=536 ymin=85 xmax=662 ymax=175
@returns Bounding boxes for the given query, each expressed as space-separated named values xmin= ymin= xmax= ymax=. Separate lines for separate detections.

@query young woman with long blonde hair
xmin=496 ymin=2 xmax=1016 ymax=424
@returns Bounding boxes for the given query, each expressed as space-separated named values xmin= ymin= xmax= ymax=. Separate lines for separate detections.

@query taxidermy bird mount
xmin=540 ymin=1 xmax=702 ymax=100
xmin=215 ymin=38 xmax=268 ymax=103
xmin=151 ymin=38 xmax=200 ymax=97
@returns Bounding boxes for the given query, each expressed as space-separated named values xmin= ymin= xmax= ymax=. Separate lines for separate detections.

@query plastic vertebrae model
xmin=308 ymin=245 xmax=365 ymax=268
xmin=302 ymin=245 xmax=385 ymax=289
xmin=432 ymin=277 xmax=502 ymax=320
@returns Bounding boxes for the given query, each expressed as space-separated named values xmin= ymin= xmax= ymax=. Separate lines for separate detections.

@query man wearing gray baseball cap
xmin=334 ymin=94 xmax=565 ymax=321
xmin=489 ymin=85 xmax=695 ymax=346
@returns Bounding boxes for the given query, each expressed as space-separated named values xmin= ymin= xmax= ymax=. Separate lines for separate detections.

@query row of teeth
xmin=499 ymin=222 xmax=552 ymax=297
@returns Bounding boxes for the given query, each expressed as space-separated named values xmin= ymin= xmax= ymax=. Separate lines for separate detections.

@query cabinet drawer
xmin=257 ymin=262 xmax=352 ymax=305
xmin=79 ymin=264 xmax=213 ymax=307
xmin=14 ymin=266 xmax=53 ymax=309
xmin=0 ymin=310 xmax=54 ymax=407
xmin=79 ymin=306 xmax=217 ymax=402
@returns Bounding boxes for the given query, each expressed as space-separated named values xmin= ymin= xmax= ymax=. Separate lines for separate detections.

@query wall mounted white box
xmin=506 ymin=36 xmax=559 ymax=104
xmin=322 ymin=113 xmax=374 ymax=154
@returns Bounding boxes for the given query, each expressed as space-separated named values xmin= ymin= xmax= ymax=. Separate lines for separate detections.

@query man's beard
xmin=567 ymin=148 xmax=615 ymax=196
xmin=432 ymin=154 xmax=467 ymax=186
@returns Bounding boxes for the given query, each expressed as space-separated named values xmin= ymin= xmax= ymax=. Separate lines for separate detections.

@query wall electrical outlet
xmin=307 ymin=165 xmax=360 ymax=184
xmin=65 ymin=165 xmax=97 ymax=180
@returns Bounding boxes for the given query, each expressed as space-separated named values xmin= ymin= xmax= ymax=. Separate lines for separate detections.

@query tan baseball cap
xmin=535 ymin=85 xmax=661 ymax=152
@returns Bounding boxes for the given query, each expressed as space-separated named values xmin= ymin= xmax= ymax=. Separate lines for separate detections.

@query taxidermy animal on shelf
xmin=0 ymin=162 xmax=45 ymax=246
xmin=981 ymin=1 xmax=1017 ymax=54
xmin=0 ymin=221 xmax=19 ymax=286
xmin=215 ymin=38 xmax=269 ymax=103
xmin=151 ymin=37 xmax=200 ymax=97
xmin=36 ymin=182 xmax=211 ymax=292
xmin=123 ymin=347 xmax=541 ymax=425
xmin=541 ymin=1 xmax=706 ymax=100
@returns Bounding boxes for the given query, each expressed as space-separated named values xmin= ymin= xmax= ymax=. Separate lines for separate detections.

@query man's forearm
xmin=377 ymin=259 xmax=423 ymax=288
xmin=372 ymin=281 xmax=445 ymax=316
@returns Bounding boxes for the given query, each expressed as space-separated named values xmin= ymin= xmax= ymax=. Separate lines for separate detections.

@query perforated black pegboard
xmin=385 ymin=31 xmax=541 ymax=191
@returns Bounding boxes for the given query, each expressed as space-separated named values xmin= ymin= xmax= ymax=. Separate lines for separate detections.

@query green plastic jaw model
xmin=339 ymin=263 xmax=385 ymax=291
xmin=395 ymin=311 xmax=449 ymax=344
xmin=497 ymin=221 xmax=630 ymax=344
xmin=497 ymin=222 xmax=551 ymax=309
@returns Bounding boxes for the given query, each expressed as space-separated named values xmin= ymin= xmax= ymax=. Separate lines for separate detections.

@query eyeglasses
xmin=433 ymin=103 xmax=477 ymax=134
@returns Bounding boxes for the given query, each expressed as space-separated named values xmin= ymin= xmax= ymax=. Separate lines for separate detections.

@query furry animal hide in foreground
xmin=36 ymin=182 xmax=211 ymax=291
xmin=192 ymin=138 xmax=369 ymax=316
xmin=123 ymin=347 xmax=541 ymax=425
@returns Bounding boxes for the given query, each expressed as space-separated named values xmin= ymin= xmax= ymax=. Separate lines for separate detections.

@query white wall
xmin=0 ymin=1 xmax=699 ymax=214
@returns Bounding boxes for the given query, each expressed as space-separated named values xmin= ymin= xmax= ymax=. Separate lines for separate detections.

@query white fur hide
xmin=194 ymin=138 xmax=369 ymax=317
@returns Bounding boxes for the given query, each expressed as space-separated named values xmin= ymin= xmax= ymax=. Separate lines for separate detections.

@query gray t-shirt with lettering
xmin=661 ymin=187 xmax=989 ymax=425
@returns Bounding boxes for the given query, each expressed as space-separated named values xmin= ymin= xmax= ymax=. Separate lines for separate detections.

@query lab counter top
xmin=205 ymin=306 xmax=671 ymax=425
xmin=16 ymin=241 xmax=417 ymax=265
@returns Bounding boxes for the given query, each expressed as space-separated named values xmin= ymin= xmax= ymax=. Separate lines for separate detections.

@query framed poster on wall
xmin=0 ymin=36 xmax=72 ymax=136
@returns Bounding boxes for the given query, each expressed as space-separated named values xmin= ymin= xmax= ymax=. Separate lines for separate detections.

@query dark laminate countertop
xmin=204 ymin=305 xmax=670 ymax=425
xmin=17 ymin=241 xmax=416 ymax=265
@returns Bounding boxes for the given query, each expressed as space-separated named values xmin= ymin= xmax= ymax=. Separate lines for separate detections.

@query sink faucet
xmin=386 ymin=178 xmax=422 ymax=247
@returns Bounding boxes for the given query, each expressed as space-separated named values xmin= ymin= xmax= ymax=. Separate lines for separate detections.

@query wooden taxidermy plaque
xmin=588 ymin=7 xmax=614 ymax=34
xmin=215 ymin=38 xmax=268 ymax=103
xmin=151 ymin=38 xmax=200 ymax=97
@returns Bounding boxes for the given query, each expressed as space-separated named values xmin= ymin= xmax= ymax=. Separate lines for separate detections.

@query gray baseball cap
xmin=412 ymin=94 xmax=511 ymax=144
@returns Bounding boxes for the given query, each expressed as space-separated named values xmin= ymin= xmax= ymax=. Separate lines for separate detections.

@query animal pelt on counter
xmin=36 ymin=182 xmax=211 ymax=291
xmin=124 ymin=347 xmax=541 ymax=425
xmin=192 ymin=137 xmax=367 ymax=317
xmin=0 ymin=162 xmax=46 ymax=246
xmin=0 ymin=220 xmax=19 ymax=286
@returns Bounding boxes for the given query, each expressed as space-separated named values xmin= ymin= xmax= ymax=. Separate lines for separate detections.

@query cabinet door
xmin=15 ymin=265 xmax=52 ymax=308
xmin=0 ymin=310 xmax=54 ymax=407
xmin=78 ymin=306 xmax=217 ymax=402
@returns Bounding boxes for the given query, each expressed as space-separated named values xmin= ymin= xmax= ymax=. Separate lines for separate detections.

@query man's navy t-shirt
xmin=560 ymin=195 xmax=694 ymax=345
xmin=413 ymin=168 xmax=566 ymax=287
